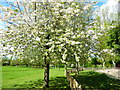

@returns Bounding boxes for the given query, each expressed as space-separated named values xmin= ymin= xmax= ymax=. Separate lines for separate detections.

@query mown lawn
xmin=2 ymin=66 xmax=69 ymax=88
xmin=73 ymin=71 xmax=120 ymax=89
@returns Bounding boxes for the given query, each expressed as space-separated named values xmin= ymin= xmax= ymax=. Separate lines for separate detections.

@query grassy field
xmin=73 ymin=71 xmax=120 ymax=89
xmin=3 ymin=66 xmax=120 ymax=89
xmin=2 ymin=66 xmax=69 ymax=88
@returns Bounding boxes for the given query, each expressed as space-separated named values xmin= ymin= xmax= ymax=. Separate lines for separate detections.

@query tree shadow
xmin=12 ymin=79 xmax=44 ymax=88
xmin=73 ymin=71 xmax=120 ymax=89
xmin=49 ymin=77 xmax=70 ymax=89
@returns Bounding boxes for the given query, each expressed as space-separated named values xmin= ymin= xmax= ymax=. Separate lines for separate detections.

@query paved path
xmin=96 ymin=69 xmax=120 ymax=79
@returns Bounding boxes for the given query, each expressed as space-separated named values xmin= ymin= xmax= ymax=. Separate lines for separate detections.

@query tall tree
xmin=1 ymin=0 xmax=95 ymax=87
xmin=107 ymin=23 xmax=120 ymax=66
xmin=89 ymin=17 xmax=117 ymax=68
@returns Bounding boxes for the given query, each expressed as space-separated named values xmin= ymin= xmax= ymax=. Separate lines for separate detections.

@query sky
xmin=0 ymin=0 xmax=109 ymax=30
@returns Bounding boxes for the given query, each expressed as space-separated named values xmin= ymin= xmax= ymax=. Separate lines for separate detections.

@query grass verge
xmin=73 ymin=70 xmax=120 ymax=89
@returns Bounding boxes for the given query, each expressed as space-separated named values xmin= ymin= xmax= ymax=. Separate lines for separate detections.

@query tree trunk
xmin=59 ymin=65 xmax=60 ymax=71
xmin=83 ymin=63 xmax=84 ymax=67
xmin=103 ymin=62 xmax=106 ymax=68
xmin=64 ymin=63 xmax=67 ymax=77
xmin=112 ymin=60 xmax=116 ymax=67
xmin=43 ymin=56 xmax=50 ymax=88
xmin=64 ymin=63 xmax=67 ymax=70
xmin=8 ymin=60 xmax=11 ymax=66
xmin=76 ymin=62 xmax=79 ymax=74
xmin=44 ymin=33 xmax=50 ymax=88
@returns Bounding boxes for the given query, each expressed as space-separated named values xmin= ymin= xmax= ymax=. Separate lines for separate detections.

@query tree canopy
xmin=1 ymin=0 xmax=119 ymax=88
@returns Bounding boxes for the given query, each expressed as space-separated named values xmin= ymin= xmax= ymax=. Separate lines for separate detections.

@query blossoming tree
xmin=1 ymin=0 xmax=96 ymax=87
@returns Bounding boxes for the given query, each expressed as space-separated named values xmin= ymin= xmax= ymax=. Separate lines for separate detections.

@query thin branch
xmin=5 ymin=0 xmax=17 ymax=8
xmin=16 ymin=1 xmax=33 ymax=28
xmin=23 ymin=4 xmax=33 ymax=22
xmin=34 ymin=2 xmax=37 ymax=22
xmin=5 ymin=20 xmax=18 ymax=27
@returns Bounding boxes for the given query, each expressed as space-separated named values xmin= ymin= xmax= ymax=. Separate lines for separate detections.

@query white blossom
xmin=3 ymin=47 xmax=8 ymax=50
xmin=10 ymin=47 xmax=14 ymax=51
xmin=92 ymin=35 xmax=98 ymax=39
xmin=56 ymin=3 xmax=62 ymax=7
xmin=102 ymin=49 xmax=109 ymax=52
xmin=46 ymin=42 xmax=53 ymax=45
xmin=87 ymin=30 xmax=94 ymax=35
xmin=80 ymin=31 xmax=84 ymax=35
xmin=66 ymin=7 xmax=73 ymax=13
xmin=74 ymin=9 xmax=80 ymax=13
xmin=68 ymin=0 xmax=73 ymax=2
xmin=83 ymin=4 xmax=91 ymax=10
xmin=97 ymin=33 xmax=103 ymax=36
xmin=36 ymin=37 xmax=40 ymax=41
xmin=61 ymin=60 xmax=65 ymax=63
xmin=62 ymin=54 xmax=67 ymax=60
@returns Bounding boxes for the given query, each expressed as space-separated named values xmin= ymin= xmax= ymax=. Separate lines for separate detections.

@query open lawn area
xmin=2 ymin=66 xmax=69 ymax=88
xmin=2 ymin=66 xmax=120 ymax=89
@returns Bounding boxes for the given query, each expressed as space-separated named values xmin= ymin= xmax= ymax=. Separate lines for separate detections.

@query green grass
xmin=2 ymin=66 xmax=69 ymax=88
xmin=0 ymin=66 xmax=2 ymax=89
xmin=73 ymin=71 xmax=120 ymax=89
xmin=3 ymin=66 xmax=120 ymax=89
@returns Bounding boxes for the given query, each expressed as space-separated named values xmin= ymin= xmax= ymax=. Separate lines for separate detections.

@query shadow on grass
xmin=49 ymin=77 xmax=70 ymax=88
xmin=73 ymin=71 xmax=120 ymax=89
xmin=13 ymin=79 xmax=44 ymax=88
xmin=12 ymin=77 xmax=70 ymax=89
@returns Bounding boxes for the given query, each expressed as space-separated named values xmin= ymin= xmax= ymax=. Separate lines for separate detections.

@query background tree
xmin=87 ymin=16 xmax=116 ymax=68
xmin=108 ymin=24 xmax=120 ymax=67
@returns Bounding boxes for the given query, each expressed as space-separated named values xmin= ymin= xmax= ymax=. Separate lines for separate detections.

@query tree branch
xmin=16 ymin=1 xmax=33 ymax=28
xmin=5 ymin=0 xmax=17 ymax=8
